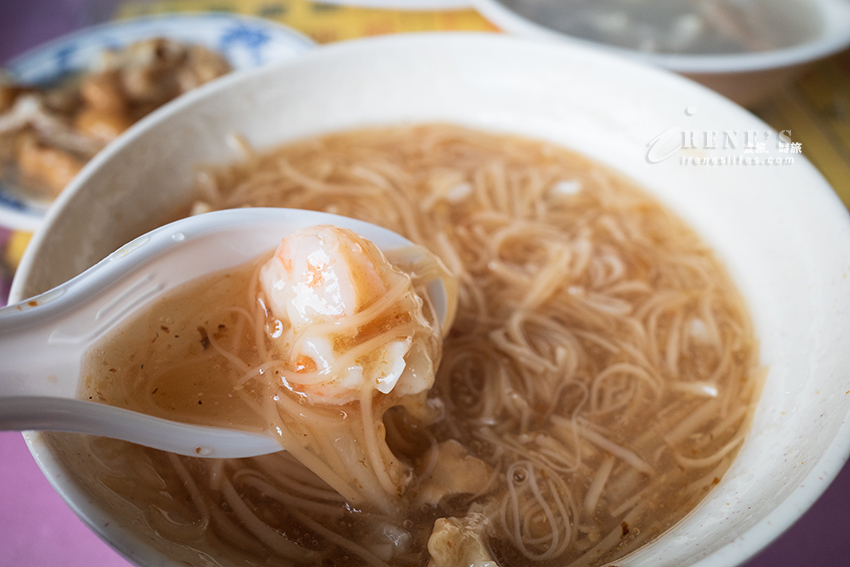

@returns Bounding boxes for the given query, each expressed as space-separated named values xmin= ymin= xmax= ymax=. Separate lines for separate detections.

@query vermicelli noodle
xmin=78 ymin=124 xmax=760 ymax=567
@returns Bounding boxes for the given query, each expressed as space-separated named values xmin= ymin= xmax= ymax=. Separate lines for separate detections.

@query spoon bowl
xmin=0 ymin=207 xmax=449 ymax=458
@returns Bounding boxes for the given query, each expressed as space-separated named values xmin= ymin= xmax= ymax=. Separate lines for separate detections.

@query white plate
xmin=0 ymin=12 xmax=314 ymax=232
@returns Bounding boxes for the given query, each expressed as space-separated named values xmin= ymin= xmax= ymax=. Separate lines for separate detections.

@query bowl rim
xmin=12 ymin=30 xmax=850 ymax=567
xmin=470 ymin=0 xmax=850 ymax=73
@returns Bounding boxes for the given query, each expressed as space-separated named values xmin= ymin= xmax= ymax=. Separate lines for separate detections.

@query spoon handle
xmin=0 ymin=395 xmax=281 ymax=458
xmin=0 ymin=291 xmax=93 ymax=401
xmin=0 ymin=237 xmax=163 ymax=401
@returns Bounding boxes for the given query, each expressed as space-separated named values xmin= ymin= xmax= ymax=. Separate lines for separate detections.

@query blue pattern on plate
xmin=0 ymin=192 xmax=28 ymax=212
xmin=54 ymin=44 xmax=77 ymax=76
xmin=219 ymin=24 xmax=272 ymax=66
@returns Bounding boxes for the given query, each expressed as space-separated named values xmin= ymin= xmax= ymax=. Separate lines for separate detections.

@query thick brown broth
xmin=77 ymin=124 xmax=759 ymax=567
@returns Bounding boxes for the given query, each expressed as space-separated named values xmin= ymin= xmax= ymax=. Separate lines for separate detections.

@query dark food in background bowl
xmin=489 ymin=0 xmax=820 ymax=55
xmin=0 ymin=39 xmax=231 ymax=198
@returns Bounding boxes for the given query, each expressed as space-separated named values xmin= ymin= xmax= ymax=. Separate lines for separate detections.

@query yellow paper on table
xmin=3 ymin=230 xmax=31 ymax=272
xmin=117 ymin=0 xmax=498 ymax=43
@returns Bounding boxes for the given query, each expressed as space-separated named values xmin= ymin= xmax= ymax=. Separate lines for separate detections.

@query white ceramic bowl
xmin=11 ymin=33 xmax=850 ymax=567
xmin=0 ymin=12 xmax=314 ymax=231
xmin=471 ymin=0 xmax=850 ymax=106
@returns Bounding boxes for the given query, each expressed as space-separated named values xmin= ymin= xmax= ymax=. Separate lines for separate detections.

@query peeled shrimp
xmin=260 ymin=225 xmax=440 ymax=406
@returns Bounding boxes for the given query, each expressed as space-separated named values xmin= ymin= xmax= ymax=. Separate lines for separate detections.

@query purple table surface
xmin=1 ymin=1 xmax=134 ymax=565
xmin=2 ymin=427 xmax=850 ymax=567
xmin=2 ymin=2 xmax=850 ymax=566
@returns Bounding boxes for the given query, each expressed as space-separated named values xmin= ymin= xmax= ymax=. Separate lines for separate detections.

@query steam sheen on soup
xmin=77 ymin=125 xmax=759 ymax=567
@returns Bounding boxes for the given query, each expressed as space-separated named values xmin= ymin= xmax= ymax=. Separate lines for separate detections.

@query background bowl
xmin=11 ymin=33 xmax=850 ymax=567
xmin=471 ymin=0 xmax=850 ymax=106
xmin=0 ymin=12 xmax=314 ymax=231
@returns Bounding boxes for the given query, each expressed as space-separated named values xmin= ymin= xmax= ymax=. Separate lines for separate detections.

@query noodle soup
xmin=76 ymin=125 xmax=759 ymax=567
